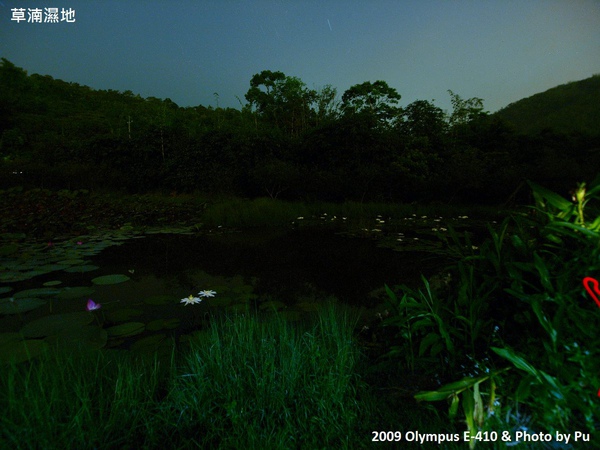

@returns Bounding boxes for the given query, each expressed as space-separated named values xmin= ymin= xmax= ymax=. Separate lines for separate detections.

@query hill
xmin=494 ymin=74 xmax=600 ymax=136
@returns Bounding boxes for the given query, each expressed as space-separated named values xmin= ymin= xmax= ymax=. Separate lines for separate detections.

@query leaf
xmin=21 ymin=312 xmax=93 ymax=337
xmin=45 ymin=325 xmax=108 ymax=349
xmin=91 ymin=274 xmax=130 ymax=285
xmin=63 ymin=265 xmax=100 ymax=273
xmin=491 ymin=347 xmax=541 ymax=380
xmin=527 ymin=180 xmax=572 ymax=212
xmin=449 ymin=393 xmax=460 ymax=420
xmin=419 ymin=332 xmax=441 ymax=357
xmin=0 ymin=297 xmax=47 ymax=315
xmin=384 ymin=284 xmax=398 ymax=304
xmin=106 ymin=322 xmax=145 ymax=338
xmin=473 ymin=381 xmax=484 ymax=428
xmin=14 ymin=288 xmax=61 ymax=298
xmin=462 ymin=388 xmax=476 ymax=450
xmin=0 ymin=243 xmax=19 ymax=256
xmin=146 ymin=318 xmax=180 ymax=331
xmin=143 ymin=295 xmax=172 ymax=305
xmin=415 ymin=389 xmax=453 ymax=402
xmin=106 ymin=308 xmax=143 ymax=322
xmin=0 ymin=339 xmax=48 ymax=364
xmin=533 ymin=252 xmax=553 ymax=293
xmin=56 ymin=286 xmax=96 ymax=299
xmin=531 ymin=299 xmax=557 ymax=346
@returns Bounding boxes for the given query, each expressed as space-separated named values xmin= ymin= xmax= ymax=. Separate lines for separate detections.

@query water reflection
xmin=94 ymin=228 xmax=447 ymax=307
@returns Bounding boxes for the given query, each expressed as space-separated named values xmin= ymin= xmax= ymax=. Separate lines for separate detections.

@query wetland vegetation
xmin=1 ymin=60 xmax=599 ymax=448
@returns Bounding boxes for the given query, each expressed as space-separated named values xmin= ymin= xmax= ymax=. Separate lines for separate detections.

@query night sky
xmin=1 ymin=0 xmax=599 ymax=113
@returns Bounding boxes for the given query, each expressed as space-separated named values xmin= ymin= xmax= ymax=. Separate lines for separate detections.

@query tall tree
xmin=245 ymin=70 xmax=317 ymax=136
xmin=341 ymin=80 xmax=401 ymax=127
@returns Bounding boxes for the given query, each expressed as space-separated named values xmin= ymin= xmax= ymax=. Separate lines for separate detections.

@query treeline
xmin=1 ymin=58 xmax=598 ymax=203
xmin=495 ymin=74 xmax=600 ymax=136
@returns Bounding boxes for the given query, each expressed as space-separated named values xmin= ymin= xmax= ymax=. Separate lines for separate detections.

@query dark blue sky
xmin=1 ymin=1 xmax=599 ymax=113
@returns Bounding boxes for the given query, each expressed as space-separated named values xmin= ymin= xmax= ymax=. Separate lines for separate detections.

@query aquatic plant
xmin=180 ymin=295 xmax=201 ymax=306
xmin=86 ymin=299 xmax=101 ymax=311
xmin=385 ymin=178 xmax=600 ymax=444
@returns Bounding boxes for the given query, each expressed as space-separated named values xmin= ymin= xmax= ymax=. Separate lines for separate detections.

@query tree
xmin=314 ymin=84 xmax=339 ymax=125
xmin=398 ymin=100 xmax=447 ymax=146
xmin=341 ymin=80 xmax=401 ymax=127
xmin=447 ymin=90 xmax=486 ymax=127
xmin=245 ymin=70 xmax=317 ymax=137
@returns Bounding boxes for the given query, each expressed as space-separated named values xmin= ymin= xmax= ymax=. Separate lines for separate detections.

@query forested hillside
xmin=1 ymin=58 xmax=598 ymax=203
xmin=494 ymin=74 xmax=600 ymax=136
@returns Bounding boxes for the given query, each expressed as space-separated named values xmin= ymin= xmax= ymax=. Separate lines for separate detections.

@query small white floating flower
xmin=181 ymin=295 xmax=201 ymax=306
xmin=198 ymin=290 xmax=217 ymax=298
xmin=296 ymin=216 xmax=304 ymax=220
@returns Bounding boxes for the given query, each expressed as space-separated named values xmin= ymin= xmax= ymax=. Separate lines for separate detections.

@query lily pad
xmin=21 ymin=312 xmax=93 ymax=337
xmin=144 ymin=295 xmax=172 ymax=305
xmin=64 ymin=265 xmax=100 ymax=273
xmin=45 ymin=325 xmax=108 ymax=349
xmin=0 ymin=297 xmax=47 ymax=315
xmin=14 ymin=288 xmax=61 ymax=298
xmin=0 ymin=272 xmax=31 ymax=283
xmin=0 ymin=339 xmax=48 ymax=364
xmin=37 ymin=264 xmax=70 ymax=272
xmin=130 ymin=334 xmax=167 ymax=353
xmin=56 ymin=258 xmax=86 ymax=266
xmin=0 ymin=287 xmax=13 ymax=295
xmin=91 ymin=274 xmax=130 ymax=285
xmin=146 ymin=318 xmax=181 ymax=331
xmin=106 ymin=322 xmax=145 ymax=338
xmin=56 ymin=286 xmax=96 ymax=299
xmin=43 ymin=281 xmax=62 ymax=287
xmin=106 ymin=308 xmax=143 ymax=322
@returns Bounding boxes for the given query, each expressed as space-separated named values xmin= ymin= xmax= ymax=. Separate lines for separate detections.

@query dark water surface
xmin=94 ymin=228 xmax=447 ymax=307
xmin=0 ymin=228 xmax=450 ymax=350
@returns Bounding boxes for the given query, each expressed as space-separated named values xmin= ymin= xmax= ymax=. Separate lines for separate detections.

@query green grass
xmin=3 ymin=302 xmax=456 ymax=449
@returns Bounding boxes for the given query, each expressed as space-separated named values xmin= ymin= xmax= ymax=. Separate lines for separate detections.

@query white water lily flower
xmin=181 ymin=295 xmax=202 ymax=306
xmin=198 ymin=290 xmax=217 ymax=298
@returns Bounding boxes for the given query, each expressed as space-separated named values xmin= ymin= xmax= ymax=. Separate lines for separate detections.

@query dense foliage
xmin=495 ymin=74 xmax=600 ymax=136
xmin=1 ymin=58 xmax=598 ymax=203
xmin=380 ymin=179 xmax=600 ymax=446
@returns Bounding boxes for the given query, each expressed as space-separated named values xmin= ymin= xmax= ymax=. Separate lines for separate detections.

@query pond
xmin=0 ymin=227 xmax=450 ymax=362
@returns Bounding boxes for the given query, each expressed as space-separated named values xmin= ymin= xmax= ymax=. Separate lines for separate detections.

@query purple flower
xmin=86 ymin=299 xmax=101 ymax=311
